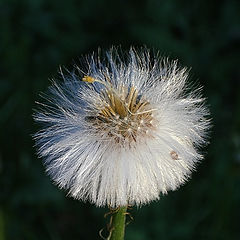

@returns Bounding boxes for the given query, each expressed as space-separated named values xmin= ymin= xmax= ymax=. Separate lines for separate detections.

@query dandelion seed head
xmin=33 ymin=47 xmax=210 ymax=207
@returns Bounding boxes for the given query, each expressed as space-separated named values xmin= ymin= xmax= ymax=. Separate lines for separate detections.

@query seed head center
xmin=83 ymin=76 xmax=156 ymax=142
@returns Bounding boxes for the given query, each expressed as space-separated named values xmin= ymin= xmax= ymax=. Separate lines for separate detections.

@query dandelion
xmin=34 ymin=47 xmax=210 ymax=239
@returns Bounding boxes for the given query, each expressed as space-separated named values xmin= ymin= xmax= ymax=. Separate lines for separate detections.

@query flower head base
xmin=34 ymin=48 xmax=210 ymax=207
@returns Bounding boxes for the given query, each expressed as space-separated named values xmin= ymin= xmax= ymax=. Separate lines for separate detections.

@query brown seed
xmin=170 ymin=151 xmax=178 ymax=160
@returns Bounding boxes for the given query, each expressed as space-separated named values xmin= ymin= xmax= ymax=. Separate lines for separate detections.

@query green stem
xmin=109 ymin=206 xmax=127 ymax=240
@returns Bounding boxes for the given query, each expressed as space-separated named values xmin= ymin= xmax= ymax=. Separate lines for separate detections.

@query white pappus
xmin=34 ymin=47 xmax=210 ymax=207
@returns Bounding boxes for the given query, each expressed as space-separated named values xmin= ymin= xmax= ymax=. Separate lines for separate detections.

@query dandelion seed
xmin=170 ymin=151 xmax=179 ymax=160
xmin=33 ymin=47 xmax=210 ymax=207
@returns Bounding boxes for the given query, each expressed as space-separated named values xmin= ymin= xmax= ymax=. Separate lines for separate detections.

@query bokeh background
xmin=1 ymin=0 xmax=240 ymax=239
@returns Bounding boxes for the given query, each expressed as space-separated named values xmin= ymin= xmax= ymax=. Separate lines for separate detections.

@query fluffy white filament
xmin=34 ymin=48 xmax=210 ymax=207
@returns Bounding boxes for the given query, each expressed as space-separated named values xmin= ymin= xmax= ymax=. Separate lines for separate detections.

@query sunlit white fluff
xmin=34 ymin=48 xmax=210 ymax=207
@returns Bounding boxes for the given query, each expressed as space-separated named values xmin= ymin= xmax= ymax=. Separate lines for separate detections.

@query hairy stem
xmin=109 ymin=206 xmax=127 ymax=240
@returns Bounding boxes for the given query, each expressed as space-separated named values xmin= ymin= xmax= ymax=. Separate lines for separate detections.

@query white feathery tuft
xmin=34 ymin=47 xmax=210 ymax=207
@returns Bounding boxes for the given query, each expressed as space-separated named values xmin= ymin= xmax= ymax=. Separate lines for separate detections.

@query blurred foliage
xmin=0 ymin=0 xmax=240 ymax=239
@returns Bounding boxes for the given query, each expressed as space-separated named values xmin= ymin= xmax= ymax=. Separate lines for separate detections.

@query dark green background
xmin=1 ymin=0 xmax=240 ymax=239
